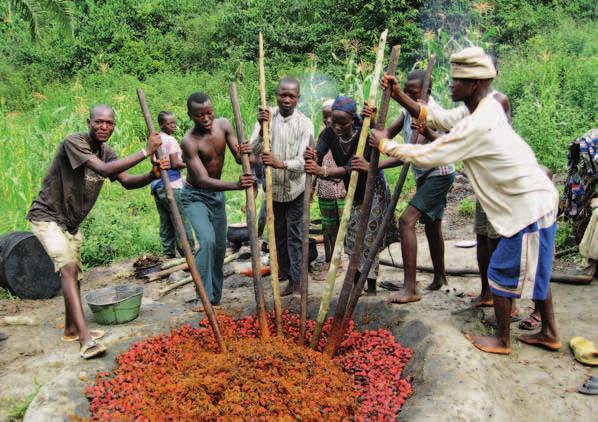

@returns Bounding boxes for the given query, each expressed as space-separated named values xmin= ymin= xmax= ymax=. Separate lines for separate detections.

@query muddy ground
xmin=0 ymin=175 xmax=596 ymax=421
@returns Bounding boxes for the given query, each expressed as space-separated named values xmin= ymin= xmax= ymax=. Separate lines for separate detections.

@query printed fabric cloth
xmin=561 ymin=128 xmax=598 ymax=219
xmin=316 ymin=151 xmax=346 ymax=199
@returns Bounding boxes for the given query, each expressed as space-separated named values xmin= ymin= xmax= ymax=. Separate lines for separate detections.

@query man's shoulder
xmin=64 ymin=132 xmax=90 ymax=145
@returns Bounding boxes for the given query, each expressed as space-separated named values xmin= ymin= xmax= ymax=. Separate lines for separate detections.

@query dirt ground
xmin=0 ymin=175 xmax=596 ymax=421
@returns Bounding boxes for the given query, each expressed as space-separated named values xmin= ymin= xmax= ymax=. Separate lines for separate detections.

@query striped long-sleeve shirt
xmin=250 ymin=107 xmax=313 ymax=202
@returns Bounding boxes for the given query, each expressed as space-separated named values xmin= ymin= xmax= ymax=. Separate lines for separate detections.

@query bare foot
xmin=518 ymin=332 xmax=561 ymax=351
xmin=425 ymin=279 xmax=444 ymax=291
xmin=471 ymin=294 xmax=494 ymax=307
xmin=386 ymin=291 xmax=421 ymax=304
xmin=464 ymin=333 xmax=511 ymax=355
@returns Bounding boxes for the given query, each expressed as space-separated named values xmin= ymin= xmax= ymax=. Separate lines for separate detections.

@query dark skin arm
xmin=116 ymin=156 xmax=169 ymax=190
xmin=84 ymin=132 xmax=162 ymax=178
xmin=181 ymin=138 xmax=253 ymax=191
xmin=383 ymin=74 xmax=421 ymax=119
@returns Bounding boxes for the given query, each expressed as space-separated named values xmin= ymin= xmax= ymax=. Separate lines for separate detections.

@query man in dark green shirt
xmin=28 ymin=104 xmax=163 ymax=359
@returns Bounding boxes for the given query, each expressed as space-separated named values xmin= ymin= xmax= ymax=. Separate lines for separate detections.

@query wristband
xmin=141 ymin=148 xmax=149 ymax=158
xmin=323 ymin=166 xmax=328 ymax=177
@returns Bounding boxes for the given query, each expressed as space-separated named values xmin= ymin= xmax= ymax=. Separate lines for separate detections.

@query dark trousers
xmin=153 ymin=187 xmax=195 ymax=258
xmin=273 ymin=193 xmax=304 ymax=283
xmin=181 ymin=186 xmax=227 ymax=304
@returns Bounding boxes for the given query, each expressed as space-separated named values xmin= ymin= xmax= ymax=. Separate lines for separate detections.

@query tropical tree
xmin=0 ymin=0 xmax=75 ymax=40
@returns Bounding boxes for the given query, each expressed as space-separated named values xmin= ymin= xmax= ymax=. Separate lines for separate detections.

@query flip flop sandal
xmin=80 ymin=339 xmax=107 ymax=359
xmin=569 ymin=337 xmax=598 ymax=366
xmin=455 ymin=240 xmax=477 ymax=248
xmin=578 ymin=377 xmax=598 ymax=395
xmin=62 ymin=329 xmax=105 ymax=342
xmin=379 ymin=281 xmax=401 ymax=291
xmin=518 ymin=314 xmax=541 ymax=330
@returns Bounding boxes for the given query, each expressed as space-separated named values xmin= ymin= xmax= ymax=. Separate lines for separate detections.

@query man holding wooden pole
xmin=28 ymin=104 xmax=163 ymax=359
xmin=369 ymin=47 xmax=560 ymax=355
xmin=250 ymin=78 xmax=313 ymax=296
xmin=180 ymin=92 xmax=254 ymax=310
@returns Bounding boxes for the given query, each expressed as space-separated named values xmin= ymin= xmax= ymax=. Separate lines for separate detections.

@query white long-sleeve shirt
xmin=379 ymin=94 xmax=558 ymax=237
xmin=250 ymin=107 xmax=313 ymax=202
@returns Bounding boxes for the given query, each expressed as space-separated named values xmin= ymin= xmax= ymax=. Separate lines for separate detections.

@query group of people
xmin=28 ymin=46 xmax=561 ymax=360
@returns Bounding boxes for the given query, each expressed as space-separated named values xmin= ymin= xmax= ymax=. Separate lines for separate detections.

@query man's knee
xmin=399 ymin=213 xmax=417 ymax=231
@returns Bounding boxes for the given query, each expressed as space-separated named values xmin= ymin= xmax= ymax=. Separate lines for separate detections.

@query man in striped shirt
xmin=250 ymin=77 xmax=314 ymax=295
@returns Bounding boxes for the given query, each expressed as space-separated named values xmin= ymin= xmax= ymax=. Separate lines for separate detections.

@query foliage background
xmin=0 ymin=0 xmax=596 ymax=267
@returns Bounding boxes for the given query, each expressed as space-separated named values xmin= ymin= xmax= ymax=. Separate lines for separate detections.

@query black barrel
xmin=0 ymin=231 xmax=61 ymax=299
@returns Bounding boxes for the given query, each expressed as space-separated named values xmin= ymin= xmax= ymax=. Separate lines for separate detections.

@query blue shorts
xmin=488 ymin=211 xmax=557 ymax=301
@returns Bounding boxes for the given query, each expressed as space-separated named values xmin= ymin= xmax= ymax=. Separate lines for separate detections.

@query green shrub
xmin=458 ymin=198 xmax=475 ymax=217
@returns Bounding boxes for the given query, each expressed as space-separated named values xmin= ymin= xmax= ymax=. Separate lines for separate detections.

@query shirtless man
xmin=472 ymin=54 xmax=512 ymax=308
xmin=181 ymin=92 xmax=254 ymax=309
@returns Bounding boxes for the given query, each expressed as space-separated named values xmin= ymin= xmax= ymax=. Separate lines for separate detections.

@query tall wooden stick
xmin=259 ymin=32 xmax=283 ymax=335
xmin=309 ymin=29 xmax=388 ymax=350
xmin=299 ymin=134 xmax=315 ymax=344
xmin=340 ymin=55 xmax=437 ymax=337
xmin=136 ymin=88 xmax=226 ymax=352
xmin=229 ymin=82 xmax=270 ymax=339
xmin=323 ymin=45 xmax=401 ymax=356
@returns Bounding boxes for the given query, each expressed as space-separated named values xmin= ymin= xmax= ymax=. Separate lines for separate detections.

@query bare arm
xmin=169 ymin=152 xmax=186 ymax=169
xmin=384 ymin=112 xmax=406 ymax=139
xmin=84 ymin=132 xmax=161 ymax=178
xmin=181 ymin=139 xmax=244 ymax=191
xmin=378 ymin=157 xmax=403 ymax=169
xmin=116 ymin=171 xmax=155 ymax=189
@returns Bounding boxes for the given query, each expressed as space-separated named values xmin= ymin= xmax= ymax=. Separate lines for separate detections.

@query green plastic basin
xmin=85 ymin=285 xmax=143 ymax=325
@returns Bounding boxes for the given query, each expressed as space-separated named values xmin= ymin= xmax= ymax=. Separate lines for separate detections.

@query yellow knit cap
xmin=450 ymin=47 xmax=496 ymax=79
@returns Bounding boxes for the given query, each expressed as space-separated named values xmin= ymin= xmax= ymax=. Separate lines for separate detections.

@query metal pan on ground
xmin=85 ymin=285 xmax=144 ymax=325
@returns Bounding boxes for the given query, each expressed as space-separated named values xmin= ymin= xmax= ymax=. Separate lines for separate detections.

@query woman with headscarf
xmin=305 ymin=96 xmax=399 ymax=294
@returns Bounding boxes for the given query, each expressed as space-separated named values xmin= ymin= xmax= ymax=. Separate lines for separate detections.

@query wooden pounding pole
xmin=259 ymin=33 xmax=283 ymax=335
xmin=323 ymin=45 xmax=401 ymax=356
xmin=309 ymin=29 xmax=388 ymax=350
xmin=340 ymin=55 xmax=437 ymax=334
xmin=229 ymin=82 xmax=270 ymax=339
xmin=136 ymin=88 xmax=226 ymax=352
xmin=299 ymin=134 xmax=315 ymax=344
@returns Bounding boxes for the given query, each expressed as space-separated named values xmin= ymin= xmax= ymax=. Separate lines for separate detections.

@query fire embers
xmin=85 ymin=312 xmax=412 ymax=420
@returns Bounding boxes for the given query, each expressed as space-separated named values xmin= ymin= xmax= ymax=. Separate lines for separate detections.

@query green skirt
xmin=319 ymin=197 xmax=345 ymax=236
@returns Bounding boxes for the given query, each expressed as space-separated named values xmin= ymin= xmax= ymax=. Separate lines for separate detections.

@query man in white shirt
xmin=369 ymin=47 xmax=560 ymax=355
xmin=250 ymin=78 xmax=314 ymax=295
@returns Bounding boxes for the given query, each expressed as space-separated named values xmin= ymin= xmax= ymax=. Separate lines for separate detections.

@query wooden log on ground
xmin=324 ymin=44 xmax=401 ymax=356
xmin=160 ymin=257 xmax=187 ymax=270
xmin=379 ymin=259 xmax=479 ymax=276
xmin=144 ymin=263 xmax=188 ymax=282
xmin=555 ymin=246 xmax=578 ymax=258
xmin=136 ymin=89 xmax=226 ymax=352
xmin=157 ymin=275 xmax=193 ymax=298
xmin=229 ymin=82 xmax=270 ymax=339
xmin=259 ymin=32 xmax=283 ymax=335
xmin=338 ymin=56 xmax=437 ymax=354
xmin=310 ymin=29 xmax=388 ymax=350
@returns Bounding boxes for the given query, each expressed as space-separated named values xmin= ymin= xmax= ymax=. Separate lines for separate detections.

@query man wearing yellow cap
xmin=369 ymin=47 xmax=561 ymax=355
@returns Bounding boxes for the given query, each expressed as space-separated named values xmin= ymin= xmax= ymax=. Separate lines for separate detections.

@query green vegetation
xmin=4 ymin=385 xmax=40 ymax=421
xmin=0 ymin=1 xmax=595 ymax=267
xmin=458 ymin=198 xmax=475 ymax=217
